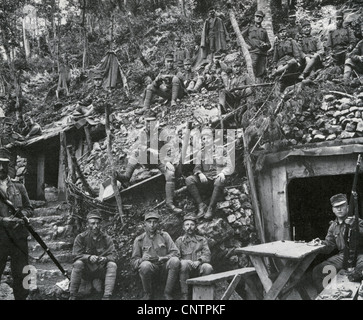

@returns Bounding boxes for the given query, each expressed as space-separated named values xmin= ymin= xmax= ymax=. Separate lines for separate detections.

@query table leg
xmin=249 ymin=256 xmax=273 ymax=293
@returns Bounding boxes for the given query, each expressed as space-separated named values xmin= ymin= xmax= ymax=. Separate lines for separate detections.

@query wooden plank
xmin=192 ymin=285 xmax=214 ymax=300
xmin=36 ymin=152 xmax=45 ymax=200
xmin=316 ymin=269 xmax=361 ymax=300
xmin=58 ymin=132 xmax=68 ymax=201
xmin=221 ymin=274 xmax=242 ymax=300
xmin=186 ymin=267 xmax=256 ymax=286
xmin=249 ymin=256 xmax=273 ymax=292
xmin=244 ymin=275 xmax=263 ymax=300
xmin=257 ymin=171 xmax=274 ymax=242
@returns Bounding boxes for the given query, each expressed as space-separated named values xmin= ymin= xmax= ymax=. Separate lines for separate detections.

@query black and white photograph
xmin=0 ymin=0 xmax=363 ymax=308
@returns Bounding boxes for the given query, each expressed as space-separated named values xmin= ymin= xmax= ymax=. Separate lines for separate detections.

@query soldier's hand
xmin=98 ymin=257 xmax=107 ymax=263
xmin=191 ymin=261 xmax=201 ymax=269
xmin=199 ymin=173 xmax=208 ymax=184
xmin=158 ymin=256 xmax=169 ymax=263
xmin=89 ymin=255 xmax=99 ymax=263
xmin=216 ymin=173 xmax=225 ymax=184
xmin=308 ymin=238 xmax=322 ymax=246
xmin=345 ymin=216 xmax=356 ymax=226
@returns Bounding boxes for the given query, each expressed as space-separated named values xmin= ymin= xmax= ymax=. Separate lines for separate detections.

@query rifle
xmin=343 ymin=153 xmax=362 ymax=270
xmin=229 ymin=82 xmax=274 ymax=92
xmin=0 ymin=192 xmax=70 ymax=280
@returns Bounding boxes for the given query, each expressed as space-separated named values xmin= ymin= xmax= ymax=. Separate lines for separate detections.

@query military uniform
xmin=131 ymin=212 xmax=180 ymax=300
xmin=173 ymin=37 xmax=191 ymax=68
xmin=344 ymin=38 xmax=363 ymax=80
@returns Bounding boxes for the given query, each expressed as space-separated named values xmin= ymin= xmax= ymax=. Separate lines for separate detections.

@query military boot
xmin=170 ymin=82 xmax=180 ymax=107
xmin=204 ymin=186 xmax=224 ymax=220
xmin=343 ymin=64 xmax=352 ymax=81
xmin=164 ymin=260 xmax=180 ymax=300
xmin=187 ymin=183 xmax=206 ymax=218
xmin=179 ymin=273 xmax=189 ymax=300
xmin=165 ymin=181 xmax=183 ymax=214
xmin=190 ymin=76 xmax=204 ymax=93
xmin=103 ymin=262 xmax=117 ymax=300
xmin=135 ymin=89 xmax=154 ymax=115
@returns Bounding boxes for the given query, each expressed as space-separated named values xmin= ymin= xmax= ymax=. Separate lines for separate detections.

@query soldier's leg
xmin=102 ymin=261 xmax=117 ymax=300
xmin=204 ymin=178 xmax=225 ymax=220
xmin=115 ymin=157 xmax=138 ymax=188
xmin=185 ymin=175 xmax=207 ymax=217
xmin=190 ymin=76 xmax=205 ymax=92
xmin=343 ymin=58 xmax=354 ymax=81
xmin=170 ymin=76 xmax=184 ymax=107
xmin=69 ymin=260 xmax=86 ymax=299
xmin=10 ymin=238 xmax=29 ymax=300
xmin=312 ymin=252 xmax=344 ymax=294
xmin=164 ymin=256 xmax=181 ymax=300
xmin=180 ymin=260 xmax=193 ymax=300
xmin=139 ymin=261 xmax=158 ymax=299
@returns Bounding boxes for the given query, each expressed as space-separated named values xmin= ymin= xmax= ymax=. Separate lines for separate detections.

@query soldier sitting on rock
xmin=175 ymin=213 xmax=213 ymax=300
xmin=20 ymin=114 xmax=42 ymax=140
xmin=296 ymin=19 xmax=324 ymax=81
xmin=69 ymin=209 xmax=118 ymax=300
xmin=325 ymin=11 xmax=356 ymax=67
xmin=114 ymin=117 xmax=182 ymax=214
xmin=131 ymin=211 xmax=181 ymax=300
xmin=135 ymin=53 xmax=186 ymax=117
xmin=180 ymin=58 xmax=204 ymax=93
xmin=343 ymin=22 xmax=363 ymax=82
xmin=185 ymin=128 xmax=234 ymax=221
xmin=218 ymin=59 xmax=253 ymax=115
xmin=173 ymin=36 xmax=190 ymax=69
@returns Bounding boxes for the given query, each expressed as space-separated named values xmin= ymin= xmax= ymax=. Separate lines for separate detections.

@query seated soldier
xmin=135 ymin=53 xmax=186 ymax=116
xmin=218 ymin=60 xmax=253 ymax=114
xmin=175 ymin=213 xmax=213 ymax=300
xmin=21 ymin=114 xmax=42 ymax=139
xmin=201 ymin=53 xmax=229 ymax=91
xmin=343 ymin=22 xmax=363 ymax=81
xmin=271 ymin=24 xmax=302 ymax=78
xmin=114 ymin=118 xmax=182 ymax=214
xmin=297 ymin=19 xmax=324 ymax=80
xmin=131 ymin=211 xmax=181 ymax=300
xmin=180 ymin=58 xmax=204 ymax=93
xmin=173 ymin=36 xmax=190 ymax=68
xmin=69 ymin=209 xmax=118 ymax=300
xmin=185 ymin=128 xmax=234 ymax=220
xmin=325 ymin=11 xmax=356 ymax=67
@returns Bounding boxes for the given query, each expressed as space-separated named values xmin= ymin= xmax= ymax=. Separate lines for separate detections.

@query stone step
xmin=37 ymin=251 xmax=74 ymax=264
xmin=29 ymin=241 xmax=73 ymax=255
xmin=33 ymin=206 xmax=69 ymax=218
xmin=29 ymin=215 xmax=67 ymax=229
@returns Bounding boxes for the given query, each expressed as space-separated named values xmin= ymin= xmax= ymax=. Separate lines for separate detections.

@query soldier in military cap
xmin=343 ymin=22 xmax=363 ymax=81
xmin=179 ymin=58 xmax=202 ymax=93
xmin=69 ymin=209 xmax=118 ymax=300
xmin=325 ymin=10 xmax=357 ymax=67
xmin=131 ymin=211 xmax=181 ymax=300
xmin=310 ymin=193 xmax=363 ymax=293
xmin=286 ymin=10 xmax=300 ymax=40
xmin=297 ymin=19 xmax=324 ymax=80
xmin=242 ymin=10 xmax=271 ymax=80
xmin=173 ymin=36 xmax=190 ymax=69
xmin=0 ymin=147 xmax=33 ymax=300
xmin=175 ymin=213 xmax=213 ymax=299
xmin=135 ymin=53 xmax=186 ymax=116
xmin=200 ymin=52 xmax=229 ymax=91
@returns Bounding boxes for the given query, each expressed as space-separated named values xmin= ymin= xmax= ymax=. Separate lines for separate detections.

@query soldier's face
xmin=336 ymin=18 xmax=343 ymax=27
xmin=175 ymin=40 xmax=181 ymax=48
xmin=254 ymin=15 xmax=263 ymax=24
xmin=0 ymin=161 xmax=9 ymax=180
xmin=94 ymin=78 xmax=103 ymax=87
xmin=184 ymin=63 xmax=191 ymax=71
xmin=88 ymin=218 xmax=101 ymax=235
xmin=165 ymin=59 xmax=174 ymax=70
xmin=332 ymin=202 xmax=348 ymax=219
xmin=279 ymin=30 xmax=287 ymax=39
xmin=302 ymin=25 xmax=311 ymax=35
xmin=4 ymin=123 xmax=12 ymax=134
xmin=183 ymin=220 xmax=196 ymax=235
xmin=209 ymin=10 xmax=215 ymax=18
xmin=145 ymin=218 xmax=159 ymax=234
xmin=232 ymin=64 xmax=241 ymax=73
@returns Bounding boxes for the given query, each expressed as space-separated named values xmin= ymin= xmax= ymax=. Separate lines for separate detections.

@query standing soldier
xmin=242 ymin=10 xmax=271 ymax=81
xmin=131 ymin=211 xmax=181 ymax=300
xmin=173 ymin=36 xmax=190 ymax=68
xmin=200 ymin=7 xmax=230 ymax=61
xmin=297 ymin=19 xmax=324 ymax=80
xmin=135 ymin=53 xmax=185 ymax=116
xmin=325 ymin=11 xmax=356 ymax=67
xmin=69 ymin=209 xmax=118 ymax=300
xmin=0 ymin=148 xmax=33 ymax=300
xmin=175 ymin=213 xmax=213 ymax=300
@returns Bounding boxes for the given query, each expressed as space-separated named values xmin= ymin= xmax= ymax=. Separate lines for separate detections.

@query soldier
xmin=297 ymin=19 xmax=324 ymax=80
xmin=286 ymin=10 xmax=300 ymax=40
xmin=135 ymin=53 xmax=185 ymax=116
xmin=242 ymin=10 xmax=271 ymax=80
xmin=131 ymin=211 xmax=180 ymax=300
xmin=200 ymin=7 xmax=230 ymax=61
xmin=173 ymin=36 xmax=190 ymax=68
xmin=180 ymin=58 xmax=204 ymax=93
xmin=185 ymin=128 xmax=234 ymax=220
xmin=114 ymin=118 xmax=182 ymax=214
xmin=271 ymin=25 xmax=302 ymax=78
xmin=218 ymin=60 xmax=253 ymax=114
xmin=21 ymin=114 xmax=42 ymax=140
xmin=0 ymin=148 xmax=33 ymax=300
xmin=343 ymin=22 xmax=363 ymax=81
xmin=175 ymin=213 xmax=213 ymax=300
xmin=69 ymin=209 xmax=118 ymax=300
xmin=325 ymin=11 xmax=356 ymax=66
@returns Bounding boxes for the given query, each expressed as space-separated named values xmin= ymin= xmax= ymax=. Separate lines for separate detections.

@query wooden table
xmin=235 ymin=240 xmax=326 ymax=300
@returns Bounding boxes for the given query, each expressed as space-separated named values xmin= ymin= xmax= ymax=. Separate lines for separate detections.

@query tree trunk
xmin=81 ymin=0 xmax=89 ymax=70
xmin=257 ymin=0 xmax=275 ymax=48
xmin=22 ymin=17 xmax=31 ymax=59
xmin=228 ymin=8 xmax=255 ymax=83
xmin=179 ymin=0 xmax=186 ymax=16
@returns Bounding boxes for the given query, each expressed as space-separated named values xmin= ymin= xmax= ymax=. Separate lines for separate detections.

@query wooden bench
xmin=316 ymin=269 xmax=361 ymax=300
xmin=186 ymin=267 xmax=259 ymax=300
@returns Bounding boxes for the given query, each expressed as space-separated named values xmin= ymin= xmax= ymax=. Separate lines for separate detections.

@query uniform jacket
xmin=174 ymin=48 xmax=190 ymax=65
xmin=152 ymin=67 xmax=184 ymax=90
xmin=72 ymin=229 xmax=117 ymax=263
xmin=0 ymin=177 xmax=33 ymax=241
xmin=242 ymin=24 xmax=271 ymax=55
xmin=325 ymin=27 xmax=356 ymax=52
xmin=175 ymin=234 xmax=211 ymax=263
xmin=296 ymin=34 xmax=324 ymax=57
xmin=322 ymin=217 xmax=363 ymax=254
xmin=273 ymin=38 xmax=302 ymax=65
xmin=224 ymin=72 xmax=253 ymax=92
xmin=131 ymin=230 xmax=180 ymax=270
xmin=349 ymin=39 xmax=363 ymax=62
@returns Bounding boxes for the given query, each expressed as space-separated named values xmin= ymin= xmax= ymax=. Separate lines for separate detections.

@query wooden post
xmin=37 ymin=152 xmax=45 ymax=200
xmin=84 ymin=124 xmax=93 ymax=153
xmin=105 ymin=105 xmax=124 ymax=224
xmin=58 ymin=132 xmax=68 ymax=201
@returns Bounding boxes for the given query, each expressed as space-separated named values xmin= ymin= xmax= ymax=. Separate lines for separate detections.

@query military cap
xmin=330 ymin=193 xmax=347 ymax=207
xmin=183 ymin=213 xmax=197 ymax=222
xmin=0 ymin=148 xmax=10 ymax=162
xmin=213 ymin=53 xmax=222 ymax=59
xmin=165 ymin=53 xmax=174 ymax=61
xmin=278 ymin=24 xmax=287 ymax=32
xmin=288 ymin=10 xmax=296 ymax=18
xmin=336 ymin=11 xmax=344 ymax=19
xmin=300 ymin=19 xmax=311 ymax=28
xmin=208 ymin=7 xmax=215 ymax=12
xmin=93 ymin=69 xmax=103 ymax=79
xmin=87 ymin=209 xmax=102 ymax=220
xmin=177 ymin=60 xmax=184 ymax=68
xmin=184 ymin=58 xmax=191 ymax=65
xmin=255 ymin=10 xmax=265 ymax=18
xmin=144 ymin=211 xmax=160 ymax=221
